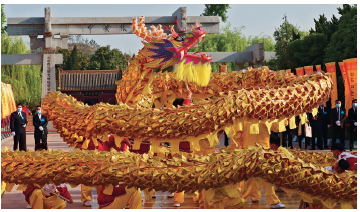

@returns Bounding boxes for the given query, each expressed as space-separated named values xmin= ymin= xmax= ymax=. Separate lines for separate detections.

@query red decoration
xmin=164 ymin=26 xmax=168 ymax=30
xmin=175 ymin=20 xmax=178 ymax=23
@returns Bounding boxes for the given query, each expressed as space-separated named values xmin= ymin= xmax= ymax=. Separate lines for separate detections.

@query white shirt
xmin=38 ymin=114 xmax=42 ymax=120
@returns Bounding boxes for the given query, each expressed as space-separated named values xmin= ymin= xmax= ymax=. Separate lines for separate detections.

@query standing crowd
xmin=281 ymin=99 xmax=357 ymax=151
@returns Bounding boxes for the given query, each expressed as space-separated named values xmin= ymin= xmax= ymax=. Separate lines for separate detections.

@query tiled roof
xmin=59 ymin=70 xmax=122 ymax=91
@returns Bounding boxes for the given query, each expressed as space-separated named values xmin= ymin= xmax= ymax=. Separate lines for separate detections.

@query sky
xmin=3 ymin=4 xmax=344 ymax=55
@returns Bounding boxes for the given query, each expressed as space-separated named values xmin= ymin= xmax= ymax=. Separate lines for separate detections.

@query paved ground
xmin=1 ymin=133 xmax=349 ymax=209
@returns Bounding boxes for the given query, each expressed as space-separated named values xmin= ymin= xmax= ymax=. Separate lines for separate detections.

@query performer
xmin=168 ymin=90 xmax=192 ymax=207
xmin=331 ymin=100 xmax=346 ymax=146
xmin=97 ymin=138 xmax=142 ymax=209
xmin=270 ymin=135 xmax=295 ymax=159
xmin=23 ymin=143 xmax=73 ymax=209
xmin=308 ymin=111 xmax=323 ymax=150
xmin=239 ymin=122 xmax=285 ymax=209
xmin=201 ymin=136 xmax=244 ymax=209
xmin=33 ymin=105 xmax=48 ymax=149
xmin=324 ymin=143 xmax=357 ymax=171
xmin=348 ymin=99 xmax=357 ymax=151
xmin=300 ymin=159 xmax=351 ymax=209
xmin=318 ymin=103 xmax=330 ymax=149
xmin=10 ymin=103 xmax=27 ymax=151
xmin=78 ymin=137 xmax=104 ymax=207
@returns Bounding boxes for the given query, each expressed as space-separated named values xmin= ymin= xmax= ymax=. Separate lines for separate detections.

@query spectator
xmin=281 ymin=119 xmax=293 ymax=149
xmin=318 ymin=102 xmax=330 ymax=149
xmin=296 ymin=114 xmax=311 ymax=150
xmin=331 ymin=100 xmax=346 ymax=146
xmin=33 ymin=105 xmax=48 ymax=150
xmin=348 ymin=99 xmax=357 ymax=151
xmin=10 ymin=103 xmax=28 ymax=151
xmin=308 ymin=111 xmax=323 ymax=150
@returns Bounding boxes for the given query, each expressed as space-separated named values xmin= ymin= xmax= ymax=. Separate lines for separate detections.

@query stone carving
xmin=44 ymin=7 xmax=52 ymax=33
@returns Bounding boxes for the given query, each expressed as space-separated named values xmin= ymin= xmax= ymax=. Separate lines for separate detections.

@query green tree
xmin=1 ymin=34 xmax=42 ymax=110
xmin=287 ymin=33 xmax=328 ymax=69
xmin=100 ymin=55 xmax=110 ymax=70
xmin=202 ymin=4 xmax=230 ymax=22
xmin=247 ymin=34 xmax=275 ymax=51
xmin=324 ymin=4 xmax=357 ymax=63
xmin=70 ymin=45 xmax=81 ymax=70
xmin=272 ymin=21 xmax=302 ymax=70
xmin=324 ymin=4 xmax=357 ymax=105
xmin=190 ymin=23 xmax=275 ymax=72
xmin=90 ymin=45 xmax=129 ymax=70
xmin=1 ymin=4 xmax=7 ymax=34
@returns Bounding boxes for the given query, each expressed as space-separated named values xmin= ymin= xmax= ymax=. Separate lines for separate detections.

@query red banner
xmin=339 ymin=62 xmax=352 ymax=116
xmin=343 ymin=58 xmax=357 ymax=101
xmin=296 ymin=67 xmax=304 ymax=76
xmin=325 ymin=62 xmax=338 ymax=108
xmin=304 ymin=66 xmax=314 ymax=74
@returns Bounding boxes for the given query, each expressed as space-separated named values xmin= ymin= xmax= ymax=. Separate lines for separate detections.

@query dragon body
xmin=2 ymin=16 xmax=356 ymax=207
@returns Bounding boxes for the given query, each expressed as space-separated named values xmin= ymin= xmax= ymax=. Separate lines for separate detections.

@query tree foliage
xmin=271 ymin=4 xmax=356 ymax=105
xmin=324 ymin=4 xmax=357 ymax=63
xmin=1 ymin=4 xmax=6 ymax=34
xmin=272 ymin=21 xmax=303 ymax=70
xmin=190 ymin=23 xmax=275 ymax=72
xmin=56 ymin=45 xmax=130 ymax=72
xmin=202 ymin=4 xmax=230 ymax=22
xmin=1 ymin=34 xmax=42 ymax=110
xmin=69 ymin=45 xmax=81 ymax=70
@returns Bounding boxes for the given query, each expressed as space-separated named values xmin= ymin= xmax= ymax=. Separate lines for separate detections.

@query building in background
xmin=59 ymin=70 xmax=122 ymax=106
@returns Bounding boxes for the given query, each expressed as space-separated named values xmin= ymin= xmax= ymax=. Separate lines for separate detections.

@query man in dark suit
xmin=348 ymin=99 xmax=357 ymax=151
xmin=331 ymin=100 xmax=346 ymax=146
xmin=281 ymin=120 xmax=294 ymax=149
xmin=317 ymin=103 xmax=330 ymax=149
xmin=308 ymin=111 xmax=323 ymax=150
xmin=10 ymin=103 xmax=28 ymax=151
xmin=33 ymin=105 xmax=48 ymax=149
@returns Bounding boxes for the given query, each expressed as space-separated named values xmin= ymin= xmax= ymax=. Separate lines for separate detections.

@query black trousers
xmin=311 ymin=124 xmax=323 ymax=149
xmin=349 ymin=126 xmax=356 ymax=150
xmin=298 ymin=124 xmax=310 ymax=149
xmin=35 ymin=134 xmax=48 ymax=148
xmin=224 ymin=132 xmax=229 ymax=147
xmin=321 ymin=125 xmax=329 ymax=148
xmin=281 ymin=126 xmax=293 ymax=148
xmin=14 ymin=133 xmax=26 ymax=151
xmin=332 ymin=126 xmax=345 ymax=146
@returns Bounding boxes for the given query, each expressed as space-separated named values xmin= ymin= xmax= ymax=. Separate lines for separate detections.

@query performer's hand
xmin=336 ymin=121 xmax=340 ymax=126
xmin=69 ymin=199 xmax=74 ymax=204
xmin=11 ymin=132 xmax=15 ymax=136
xmin=22 ymin=124 xmax=26 ymax=128
xmin=39 ymin=126 xmax=44 ymax=131
xmin=355 ymin=122 xmax=357 ymax=127
xmin=327 ymin=125 xmax=330 ymax=128
xmin=186 ymin=90 xmax=192 ymax=99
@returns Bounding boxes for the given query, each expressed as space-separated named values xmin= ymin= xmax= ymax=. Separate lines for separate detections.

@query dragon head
xmin=133 ymin=17 xmax=212 ymax=86
xmin=142 ymin=21 xmax=212 ymax=69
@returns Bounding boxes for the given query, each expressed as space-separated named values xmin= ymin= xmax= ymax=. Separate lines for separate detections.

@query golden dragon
xmin=3 ymin=16 xmax=355 ymax=208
